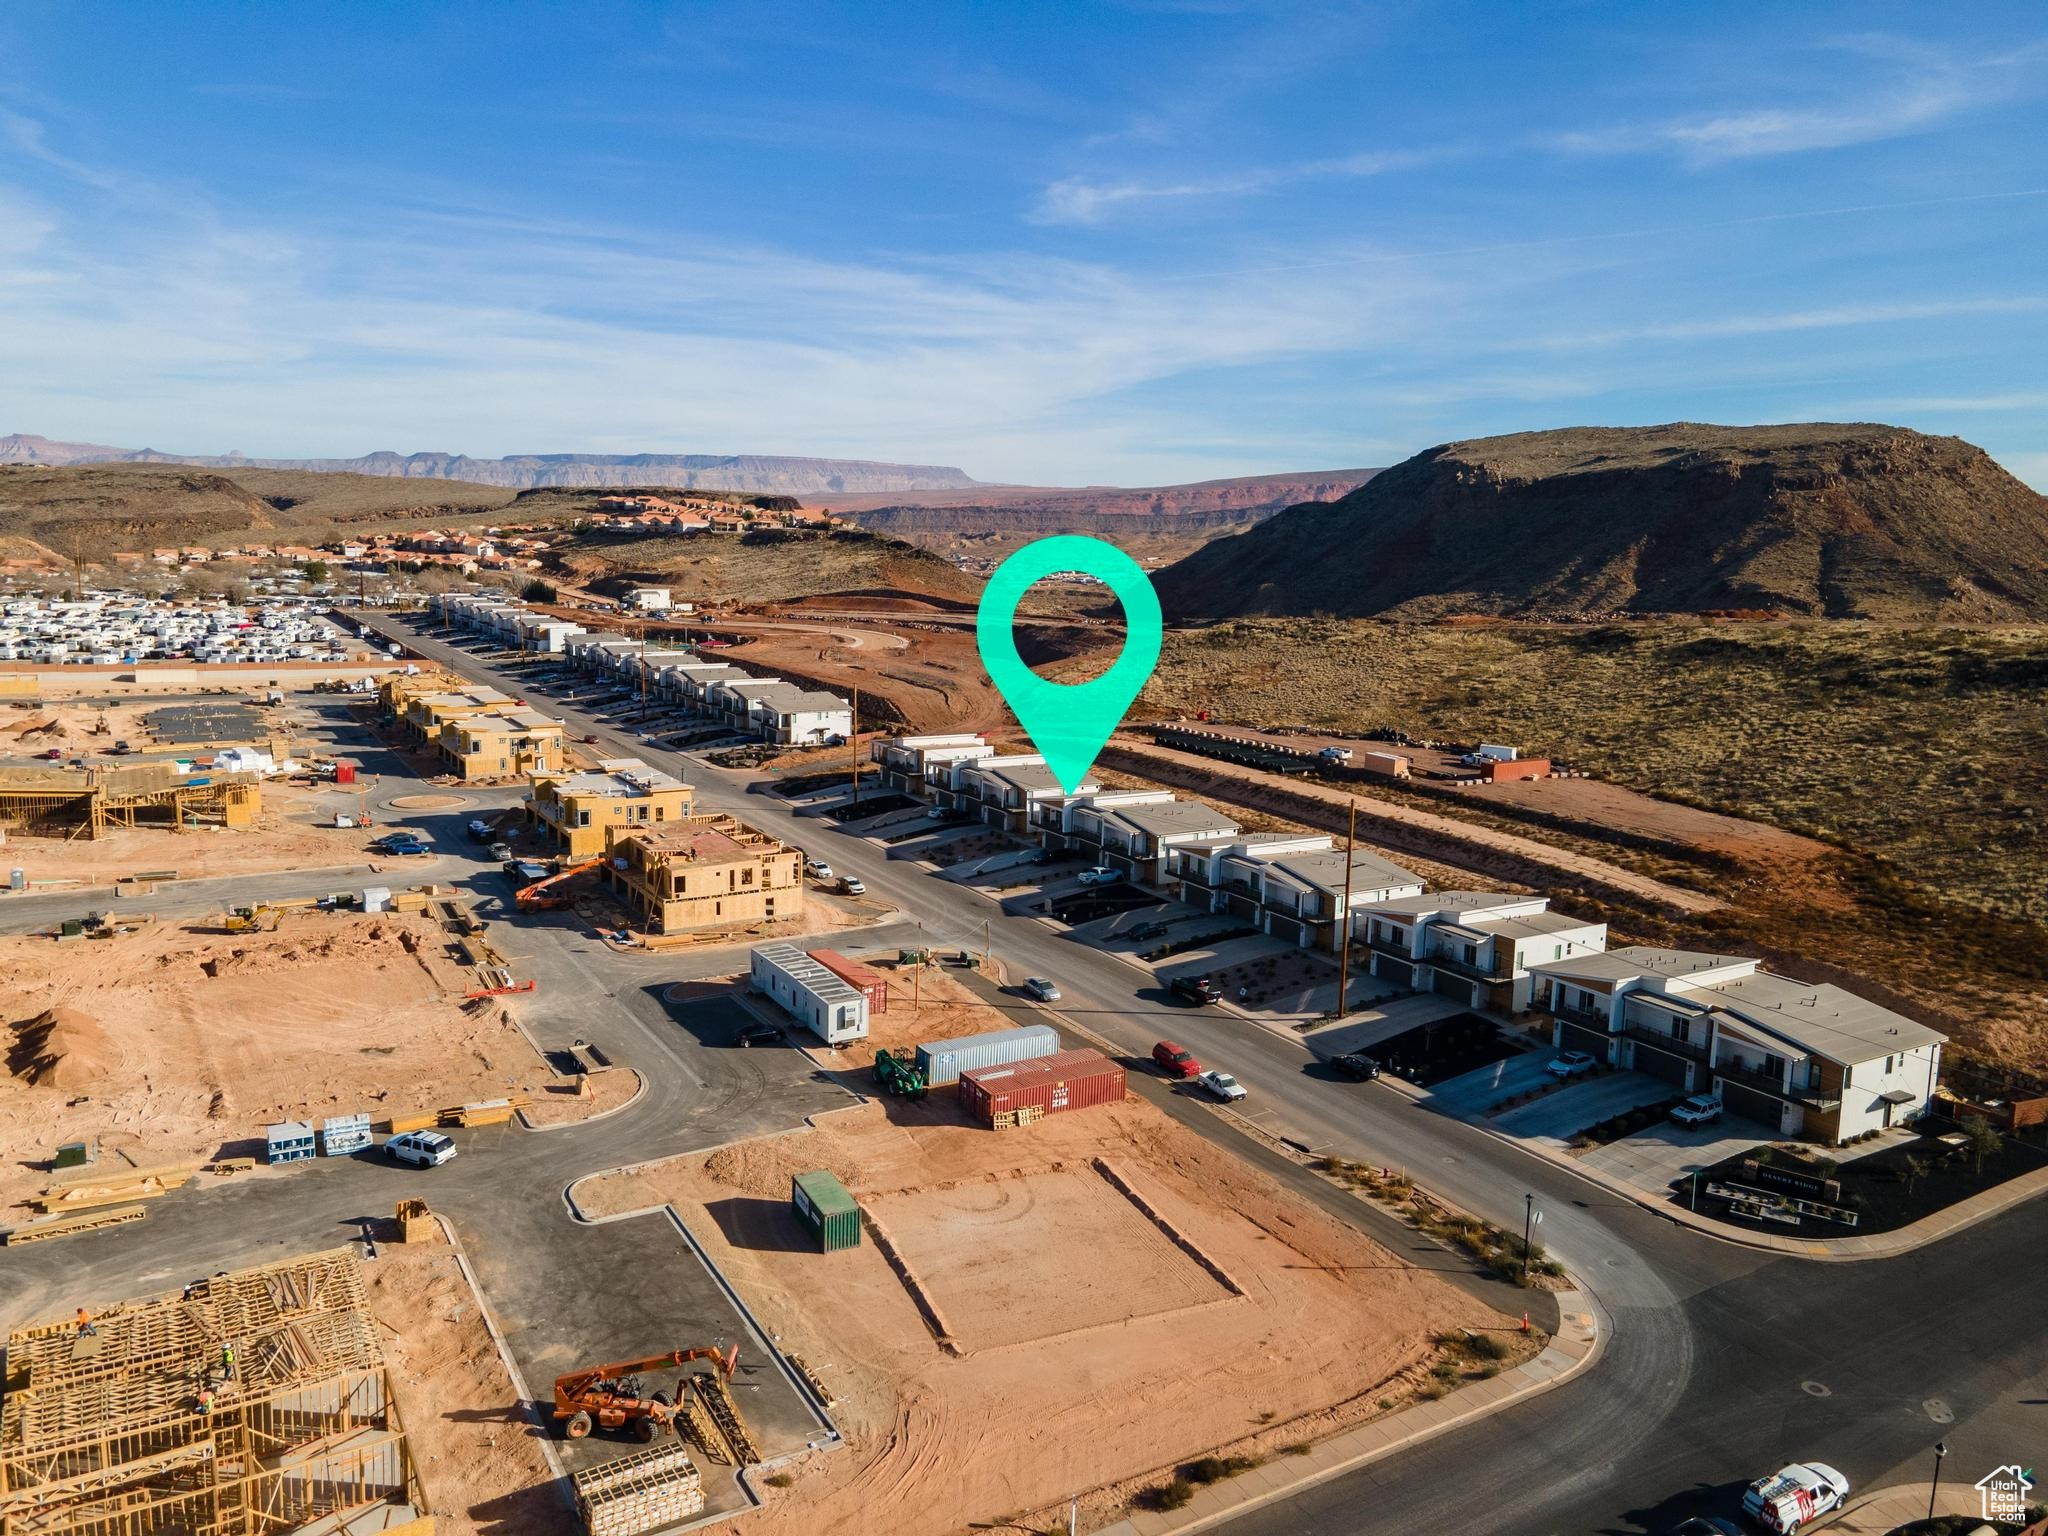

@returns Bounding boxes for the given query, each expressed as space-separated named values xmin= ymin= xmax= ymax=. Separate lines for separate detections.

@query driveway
xmin=1579 ymin=1113 xmax=1781 ymax=1202
xmin=1307 ymin=992 xmax=1467 ymax=1057
xmin=1490 ymin=1071 xmax=1678 ymax=1148
xmin=1422 ymin=1047 xmax=1556 ymax=1116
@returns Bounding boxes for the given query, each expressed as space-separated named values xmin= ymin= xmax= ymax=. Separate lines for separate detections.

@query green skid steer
xmin=873 ymin=1048 xmax=928 ymax=1100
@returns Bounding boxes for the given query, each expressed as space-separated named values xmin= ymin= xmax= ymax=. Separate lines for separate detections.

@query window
xmin=1672 ymin=1017 xmax=1691 ymax=1045
xmin=1761 ymin=1053 xmax=1786 ymax=1082
xmin=576 ymin=809 xmax=591 ymax=828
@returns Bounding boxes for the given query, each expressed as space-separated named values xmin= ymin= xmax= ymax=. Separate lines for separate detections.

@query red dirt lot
xmin=575 ymin=1095 xmax=1510 ymax=1536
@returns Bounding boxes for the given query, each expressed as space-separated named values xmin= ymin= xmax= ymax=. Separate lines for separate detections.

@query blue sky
xmin=2 ymin=1 xmax=2044 ymax=487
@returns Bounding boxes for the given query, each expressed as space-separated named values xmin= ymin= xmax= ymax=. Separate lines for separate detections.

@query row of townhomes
xmin=1532 ymin=947 xmax=1944 ymax=1143
xmin=431 ymin=592 xmax=852 ymax=746
xmin=528 ymin=757 xmax=695 ymax=858
xmin=379 ymin=674 xmax=565 ymax=781
xmin=870 ymin=730 xmax=1949 ymax=1144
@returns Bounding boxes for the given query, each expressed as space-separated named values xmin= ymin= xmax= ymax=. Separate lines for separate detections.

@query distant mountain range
xmin=1155 ymin=423 xmax=2048 ymax=622
xmin=0 ymin=435 xmax=980 ymax=495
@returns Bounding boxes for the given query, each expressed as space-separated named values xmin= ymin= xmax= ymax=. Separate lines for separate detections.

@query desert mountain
xmin=1 ymin=435 xmax=978 ymax=495
xmin=1153 ymin=423 xmax=2048 ymax=622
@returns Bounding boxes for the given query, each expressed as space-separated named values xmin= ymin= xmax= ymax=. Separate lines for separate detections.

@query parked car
xmin=1152 ymin=1040 xmax=1203 ymax=1079
xmin=1669 ymin=1093 xmax=1723 ymax=1126
xmin=1317 ymin=745 xmax=1354 ymax=762
xmin=466 ymin=818 xmax=491 ymax=839
xmin=805 ymin=858 xmax=835 ymax=881
xmin=1330 ymin=1051 xmax=1382 ymax=1080
xmin=1547 ymin=1050 xmax=1597 ymax=1078
xmin=736 ymin=1022 xmax=782 ymax=1048
xmin=385 ymin=1130 xmax=457 ymax=1168
xmin=1076 ymin=866 xmax=1118 ymax=886
xmin=1197 ymin=1070 xmax=1248 ymax=1102
xmin=837 ymin=875 xmax=866 ymax=896
xmin=1021 ymin=977 xmax=1061 ymax=1002
xmin=488 ymin=841 xmax=514 ymax=861
xmin=506 ymin=859 xmax=551 ymax=882
xmin=1169 ymin=975 xmax=1221 ymax=1005
xmin=1125 ymin=920 xmax=1170 ymax=942
xmin=371 ymin=836 xmax=429 ymax=856
xmin=1742 ymin=1464 xmax=1849 ymax=1534
xmin=580 ymin=733 xmax=601 ymax=744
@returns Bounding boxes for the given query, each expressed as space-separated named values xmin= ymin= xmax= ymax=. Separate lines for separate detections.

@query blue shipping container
xmin=916 ymin=1023 xmax=1059 ymax=1087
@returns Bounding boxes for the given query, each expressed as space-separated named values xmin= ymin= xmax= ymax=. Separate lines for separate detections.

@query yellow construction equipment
xmin=222 ymin=904 xmax=280 ymax=934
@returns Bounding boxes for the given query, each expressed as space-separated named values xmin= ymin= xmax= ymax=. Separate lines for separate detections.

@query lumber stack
xmin=31 ymin=1164 xmax=196 ymax=1214
xmin=5 ymin=1204 xmax=149 ymax=1245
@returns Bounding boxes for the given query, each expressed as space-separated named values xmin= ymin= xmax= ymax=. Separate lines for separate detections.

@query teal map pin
xmin=977 ymin=535 xmax=1162 ymax=794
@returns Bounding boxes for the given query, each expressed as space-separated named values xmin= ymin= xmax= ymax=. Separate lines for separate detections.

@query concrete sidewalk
xmin=1825 ymin=1480 xmax=2006 ymax=1533
xmin=1092 ymin=1288 xmax=1602 ymax=1536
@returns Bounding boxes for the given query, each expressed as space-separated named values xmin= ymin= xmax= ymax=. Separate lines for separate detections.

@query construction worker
xmin=221 ymin=1342 xmax=235 ymax=1380
xmin=196 ymin=1384 xmax=215 ymax=1415
xmin=75 ymin=1308 xmax=95 ymax=1338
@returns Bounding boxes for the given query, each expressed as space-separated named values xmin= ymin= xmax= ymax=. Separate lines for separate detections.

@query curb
xmin=1092 ymin=1284 xmax=1605 ymax=1536
xmin=515 ymin=1066 xmax=649 ymax=1133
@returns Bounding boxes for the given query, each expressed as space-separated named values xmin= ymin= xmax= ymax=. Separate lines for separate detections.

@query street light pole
xmin=1522 ymin=1192 xmax=1534 ymax=1282
xmin=1929 ymin=1442 xmax=1948 ymax=1519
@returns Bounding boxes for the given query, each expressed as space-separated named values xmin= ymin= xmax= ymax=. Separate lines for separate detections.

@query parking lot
xmin=1577 ymin=1114 xmax=1782 ymax=1202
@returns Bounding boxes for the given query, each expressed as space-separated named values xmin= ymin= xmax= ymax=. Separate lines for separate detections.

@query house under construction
xmin=0 ymin=1249 xmax=428 ymax=1536
xmin=0 ymin=764 xmax=259 ymax=841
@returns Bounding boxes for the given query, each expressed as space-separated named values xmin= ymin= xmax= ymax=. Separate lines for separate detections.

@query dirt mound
xmin=701 ymin=1132 xmax=838 ymax=1197
xmin=6 ymin=1007 xmax=116 ymax=1089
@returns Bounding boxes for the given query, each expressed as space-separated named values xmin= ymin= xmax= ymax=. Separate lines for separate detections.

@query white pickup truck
xmin=1741 ymin=1463 xmax=1850 ymax=1533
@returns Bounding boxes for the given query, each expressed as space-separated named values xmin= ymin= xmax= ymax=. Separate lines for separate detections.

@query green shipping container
xmin=791 ymin=1170 xmax=861 ymax=1253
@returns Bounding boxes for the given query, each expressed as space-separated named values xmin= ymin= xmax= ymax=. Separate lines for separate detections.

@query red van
xmin=1152 ymin=1040 xmax=1203 ymax=1079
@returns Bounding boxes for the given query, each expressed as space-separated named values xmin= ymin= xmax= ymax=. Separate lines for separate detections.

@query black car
xmin=736 ymin=1022 xmax=782 ymax=1048
xmin=1330 ymin=1052 xmax=1383 ymax=1080
xmin=372 ymin=837 xmax=429 ymax=856
xmin=1169 ymin=976 xmax=1221 ymax=1005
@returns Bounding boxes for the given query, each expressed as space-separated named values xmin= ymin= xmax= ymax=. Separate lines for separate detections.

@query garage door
xmin=1557 ymin=1021 xmax=1612 ymax=1061
xmin=1430 ymin=969 xmax=1480 ymax=1007
xmin=1719 ymin=1081 xmax=1784 ymax=1130
xmin=1373 ymin=955 xmax=1414 ymax=988
xmin=1628 ymin=1040 xmax=1696 ymax=1089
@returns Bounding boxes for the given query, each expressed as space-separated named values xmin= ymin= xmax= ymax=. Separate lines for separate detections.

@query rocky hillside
xmin=1155 ymin=424 xmax=2048 ymax=621
xmin=1 ymin=435 xmax=979 ymax=495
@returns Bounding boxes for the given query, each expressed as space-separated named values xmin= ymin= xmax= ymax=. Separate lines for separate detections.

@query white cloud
xmin=1030 ymin=146 xmax=1451 ymax=225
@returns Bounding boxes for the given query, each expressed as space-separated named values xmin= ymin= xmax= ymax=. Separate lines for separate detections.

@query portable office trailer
xmin=750 ymin=941 xmax=870 ymax=1045
xmin=791 ymin=1169 xmax=861 ymax=1252
xmin=807 ymin=948 xmax=889 ymax=1013
xmin=265 ymin=1120 xmax=316 ymax=1164
xmin=915 ymin=1023 xmax=1059 ymax=1087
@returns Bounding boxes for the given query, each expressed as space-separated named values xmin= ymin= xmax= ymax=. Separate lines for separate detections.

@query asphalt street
xmin=6 ymin=614 xmax=2040 ymax=1536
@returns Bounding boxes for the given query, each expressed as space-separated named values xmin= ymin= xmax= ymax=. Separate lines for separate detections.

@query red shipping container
xmin=958 ymin=1048 xmax=1127 ymax=1125
xmin=1483 ymin=757 xmax=1550 ymax=783
xmin=807 ymin=948 xmax=889 ymax=1013
xmin=334 ymin=762 xmax=358 ymax=785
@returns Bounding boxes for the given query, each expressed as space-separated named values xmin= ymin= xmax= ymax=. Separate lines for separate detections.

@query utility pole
xmin=1336 ymin=797 xmax=1357 ymax=1018
xmin=1928 ymin=1443 xmax=1948 ymax=1519
xmin=850 ymin=685 xmax=861 ymax=810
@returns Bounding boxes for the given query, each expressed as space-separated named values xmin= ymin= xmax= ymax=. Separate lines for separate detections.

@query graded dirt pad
xmin=866 ymin=1162 xmax=1233 ymax=1352
xmin=0 ymin=911 xmax=599 ymax=1211
xmin=365 ymin=1240 xmax=560 ymax=1536
xmin=576 ymin=1096 xmax=1504 ymax=1536
xmin=845 ymin=958 xmax=1028 ymax=1057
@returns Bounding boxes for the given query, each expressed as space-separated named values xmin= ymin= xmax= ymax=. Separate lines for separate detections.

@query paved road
xmin=14 ymin=615 xmax=2039 ymax=1536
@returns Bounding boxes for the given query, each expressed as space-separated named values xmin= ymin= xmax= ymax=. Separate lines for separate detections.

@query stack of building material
xmin=319 ymin=1113 xmax=373 ymax=1156
xmin=571 ymin=1443 xmax=705 ymax=1536
xmin=4 ymin=1204 xmax=149 ymax=1245
xmin=265 ymin=1121 xmax=317 ymax=1164
xmin=394 ymin=1199 xmax=436 ymax=1243
xmin=30 ymin=1163 xmax=194 ymax=1213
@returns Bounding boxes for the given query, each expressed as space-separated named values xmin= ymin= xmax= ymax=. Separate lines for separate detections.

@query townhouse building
xmin=870 ymin=733 xmax=997 ymax=794
xmin=436 ymin=708 xmax=564 ymax=781
xmin=1033 ymin=791 xmax=1242 ymax=888
xmin=528 ymin=758 xmax=694 ymax=858
xmin=1357 ymin=891 xmax=1608 ymax=1011
xmin=938 ymin=754 xmax=1097 ymax=834
xmin=742 ymin=682 xmax=852 ymax=745
xmin=1529 ymin=946 xmax=1946 ymax=1143
xmin=1167 ymin=833 xmax=1426 ymax=952
xmin=605 ymin=814 xmax=803 ymax=933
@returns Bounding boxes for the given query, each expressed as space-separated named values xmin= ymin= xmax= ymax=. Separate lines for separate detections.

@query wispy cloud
xmin=1548 ymin=36 xmax=2040 ymax=164
xmin=1030 ymin=146 xmax=1453 ymax=224
xmin=1511 ymin=296 xmax=2048 ymax=352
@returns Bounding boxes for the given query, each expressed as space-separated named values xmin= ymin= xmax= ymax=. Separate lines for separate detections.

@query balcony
xmin=1422 ymin=948 xmax=1506 ymax=984
xmin=1548 ymin=1001 xmax=1613 ymax=1031
xmin=1365 ymin=934 xmax=1417 ymax=961
xmin=1621 ymin=1021 xmax=1709 ymax=1061
xmin=1714 ymin=1059 xmax=1840 ymax=1110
